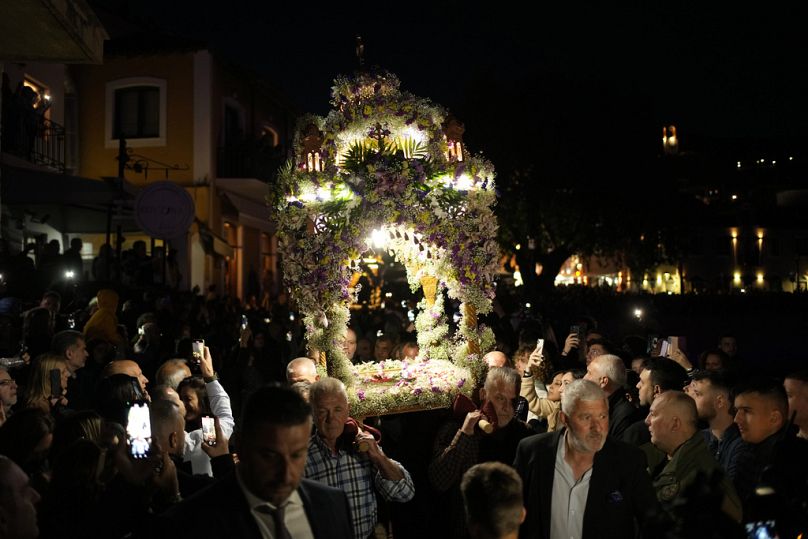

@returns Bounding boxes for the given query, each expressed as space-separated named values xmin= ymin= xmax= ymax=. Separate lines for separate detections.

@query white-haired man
xmin=584 ymin=354 xmax=640 ymax=441
xmin=514 ymin=379 xmax=658 ymax=538
xmin=429 ymin=367 xmax=532 ymax=538
xmin=305 ymin=377 xmax=414 ymax=539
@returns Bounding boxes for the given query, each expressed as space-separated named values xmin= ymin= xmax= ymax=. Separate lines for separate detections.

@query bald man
xmin=155 ymin=359 xmax=192 ymax=390
xmin=103 ymin=359 xmax=150 ymax=399
xmin=646 ymin=391 xmax=741 ymax=522
xmin=483 ymin=351 xmax=509 ymax=368
xmin=286 ymin=357 xmax=320 ymax=384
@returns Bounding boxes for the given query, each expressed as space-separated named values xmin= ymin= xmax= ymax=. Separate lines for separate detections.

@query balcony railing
xmin=217 ymin=142 xmax=286 ymax=182
xmin=1 ymin=113 xmax=66 ymax=173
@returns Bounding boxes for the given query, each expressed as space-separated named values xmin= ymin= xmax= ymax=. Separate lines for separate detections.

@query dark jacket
xmin=158 ymin=470 xmax=352 ymax=539
xmin=608 ymin=390 xmax=640 ymax=441
xmin=514 ymin=429 xmax=659 ymax=539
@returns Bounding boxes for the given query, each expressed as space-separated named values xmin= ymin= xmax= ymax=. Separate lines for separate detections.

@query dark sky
xmin=112 ymin=1 xmax=808 ymax=159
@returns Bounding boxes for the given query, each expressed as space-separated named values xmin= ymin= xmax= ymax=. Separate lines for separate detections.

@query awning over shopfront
xmin=195 ymin=221 xmax=233 ymax=258
xmin=217 ymin=178 xmax=275 ymax=235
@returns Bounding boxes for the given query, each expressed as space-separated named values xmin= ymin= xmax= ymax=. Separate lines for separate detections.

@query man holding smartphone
xmin=162 ymin=385 xmax=352 ymax=539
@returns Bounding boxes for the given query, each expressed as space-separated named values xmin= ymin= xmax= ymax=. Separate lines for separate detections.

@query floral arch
xmin=273 ymin=71 xmax=499 ymax=416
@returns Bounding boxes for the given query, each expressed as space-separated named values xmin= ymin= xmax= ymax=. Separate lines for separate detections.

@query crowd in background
xmin=0 ymin=238 xmax=806 ymax=538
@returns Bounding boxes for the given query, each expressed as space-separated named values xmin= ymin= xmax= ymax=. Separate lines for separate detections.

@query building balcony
xmin=1 ymin=113 xmax=66 ymax=173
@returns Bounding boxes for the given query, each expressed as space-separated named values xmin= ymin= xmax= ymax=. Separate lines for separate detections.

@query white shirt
xmin=236 ymin=467 xmax=314 ymax=539
xmin=183 ymin=380 xmax=235 ymax=476
xmin=550 ymin=432 xmax=593 ymax=539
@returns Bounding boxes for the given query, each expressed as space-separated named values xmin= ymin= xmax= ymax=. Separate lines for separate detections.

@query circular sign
xmin=134 ymin=181 xmax=195 ymax=239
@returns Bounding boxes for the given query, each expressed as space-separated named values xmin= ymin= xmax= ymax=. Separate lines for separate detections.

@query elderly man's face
xmin=312 ymin=391 xmax=349 ymax=444
xmin=563 ymin=398 xmax=608 ymax=454
xmin=645 ymin=395 xmax=674 ymax=451
xmin=239 ymin=420 xmax=311 ymax=506
xmin=480 ymin=380 xmax=517 ymax=426
xmin=65 ymin=338 xmax=88 ymax=373
xmin=0 ymin=370 xmax=18 ymax=408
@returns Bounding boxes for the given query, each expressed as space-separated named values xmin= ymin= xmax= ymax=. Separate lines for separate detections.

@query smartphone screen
xmin=126 ymin=402 xmax=152 ymax=459
xmin=202 ymin=416 xmax=216 ymax=446
xmin=659 ymin=340 xmax=670 ymax=358
xmin=534 ymin=339 xmax=544 ymax=356
xmin=192 ymin=339 xmax=205 ymax=364
xmin=49 ymin=368 xmax=62 ymax=399
xmin=744 ymin=521 xmax=777 ymax=539
xmin=241 ymin=315 xmax=249 ymax=331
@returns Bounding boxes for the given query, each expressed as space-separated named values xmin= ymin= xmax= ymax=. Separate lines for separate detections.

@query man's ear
xmin=653 ymin=385 xmax=662 ymax=397
xmin=770 ymin=408 xmax=784 ymax=429
xmin=519 ymin=505 xmax=527 ymax=524
xmin=559 ymin=411 xmax=569 ymax=427
xmin=599 ymin=376 xmax=609 ymax=390
xmin=168 ymin=431 xmax=178 ymax=451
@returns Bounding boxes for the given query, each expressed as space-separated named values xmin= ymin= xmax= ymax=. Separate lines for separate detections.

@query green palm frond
xmin=397 ymin=137 xmax=429 ymax=159
xmin=343 ymin=140 xmax=372 ymax=170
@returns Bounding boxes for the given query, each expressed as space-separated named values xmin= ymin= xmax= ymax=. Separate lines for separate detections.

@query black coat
xmin=514 ymin=429 xmax=659 ymax=539
xmin=157 ymin=471 xmax=352 ymax=539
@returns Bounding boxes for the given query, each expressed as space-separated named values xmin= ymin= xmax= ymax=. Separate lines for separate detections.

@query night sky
xmin=111 ymin=1 xmax=808 ymax=164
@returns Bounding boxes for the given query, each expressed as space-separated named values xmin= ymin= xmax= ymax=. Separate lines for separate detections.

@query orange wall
xmin=74 ymin=53 xmax=196 ymax=184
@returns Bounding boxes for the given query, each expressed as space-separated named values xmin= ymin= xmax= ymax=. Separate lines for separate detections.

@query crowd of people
xmin=0 ymin=246 xmax=806 ymax=538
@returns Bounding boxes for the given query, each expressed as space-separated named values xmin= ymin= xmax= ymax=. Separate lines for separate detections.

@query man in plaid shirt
xmin=305 ymin=378 xmax=415 ymax=539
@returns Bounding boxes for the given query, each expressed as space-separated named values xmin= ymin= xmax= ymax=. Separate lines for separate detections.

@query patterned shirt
xmin=305 ymin=434 xmax=415 ymax=539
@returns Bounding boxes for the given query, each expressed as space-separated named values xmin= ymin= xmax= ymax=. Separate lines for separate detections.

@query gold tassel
xmin=464 ymin=303 xmax=481 ymax=356
xmin=421 ymin=275 xmax=438 ymax=308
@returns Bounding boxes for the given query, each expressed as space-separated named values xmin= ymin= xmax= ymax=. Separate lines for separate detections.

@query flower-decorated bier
xmin=273 ymin=69 xmax=499 ymax=417
xmin=348 ymin=359 xmax=475 ymax=419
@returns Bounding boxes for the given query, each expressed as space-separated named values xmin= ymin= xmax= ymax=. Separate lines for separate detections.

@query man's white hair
xmin=561 ymin=379 xmax=607 ymax=415
xmin=592 ymin=354 xmax=627 ymax=387
xmin=309 ymin=377 xmax=348 ymax=405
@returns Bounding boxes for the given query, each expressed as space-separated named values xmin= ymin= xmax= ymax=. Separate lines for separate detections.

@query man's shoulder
xmin=517 ymin=430 xmax=560 ymax=452
xmin=599 ymin=436 xmax=647 ymax=464
xmin=300 ymin=477 xmax=348 ymax=501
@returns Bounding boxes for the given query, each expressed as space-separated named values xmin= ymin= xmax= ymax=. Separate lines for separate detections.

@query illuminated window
xmin=105 ymin=77 xmax=167 ymax=148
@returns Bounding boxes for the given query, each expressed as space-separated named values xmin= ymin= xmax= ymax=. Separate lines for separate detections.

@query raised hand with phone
xmin=526 ymin=339 xmax=552 ymax=383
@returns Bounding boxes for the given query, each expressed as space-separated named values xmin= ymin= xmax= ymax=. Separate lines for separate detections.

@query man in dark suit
xmin=583 ymin=354 xmax=640 ymax=441
xmin=161 ymin=384 xmax=352 ymax=538
xmin=514 ymin=379 xmax=658 ymax=539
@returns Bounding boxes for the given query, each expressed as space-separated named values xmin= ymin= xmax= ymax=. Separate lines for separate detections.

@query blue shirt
xmin=304 ymin=433 xmax=415 ymax=539
xmin=701 ymin=423 xmax=743 ymax=482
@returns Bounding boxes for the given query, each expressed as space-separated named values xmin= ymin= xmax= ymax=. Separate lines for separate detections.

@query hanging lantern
xmin=443 ymin=115 xmax=465 ymax=162
xmin=302 ymin=123 xmax=325 ymax=172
